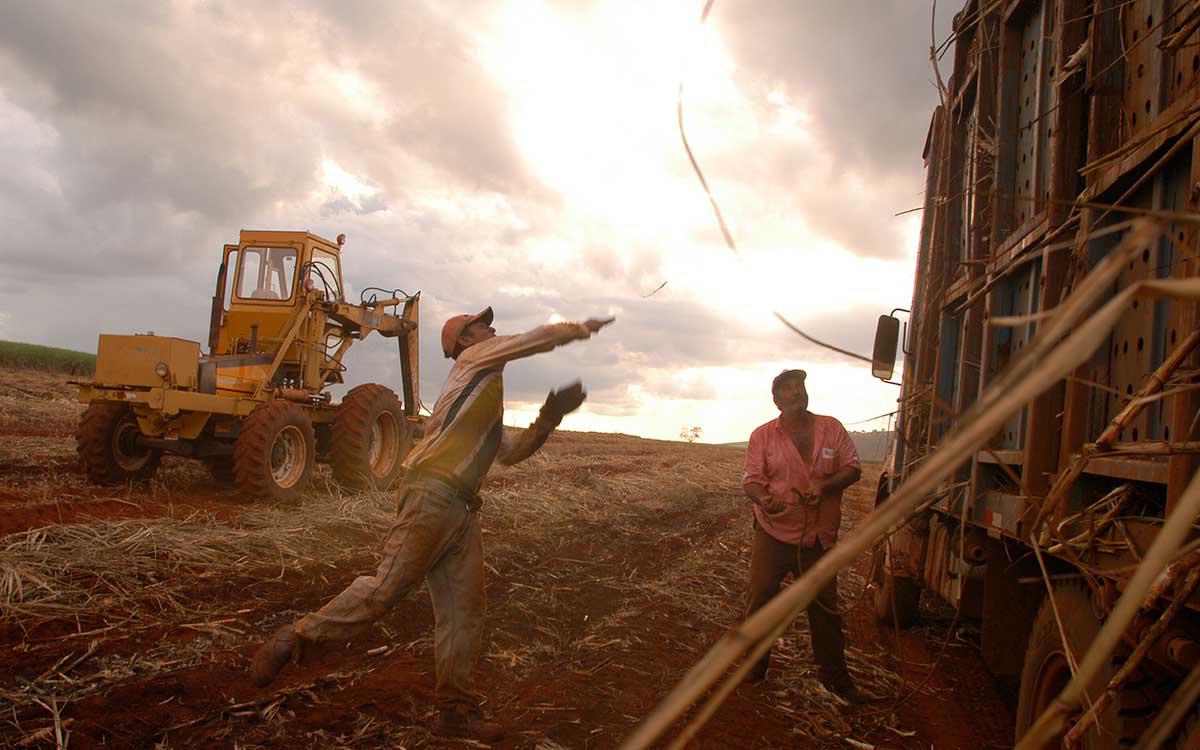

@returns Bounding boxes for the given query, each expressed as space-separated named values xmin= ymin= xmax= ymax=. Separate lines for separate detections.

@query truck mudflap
xmin=921 ymin=513 xmax=984 ymax=619
xmin=882 ymin=515 xmax=928 ymax=581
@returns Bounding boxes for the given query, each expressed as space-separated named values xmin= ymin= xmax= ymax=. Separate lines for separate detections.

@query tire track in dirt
xmin=0 ymin=426 xmax=73 ymax=438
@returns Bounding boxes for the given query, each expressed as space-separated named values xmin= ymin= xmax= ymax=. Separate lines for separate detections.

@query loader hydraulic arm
xmin=327 ymin=302 xmax=408 ymax=337
xmin=323 ymin=293 xmax=420 ymax=415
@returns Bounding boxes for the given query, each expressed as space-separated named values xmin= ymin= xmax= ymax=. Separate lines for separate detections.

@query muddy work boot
xmin=825 ymin=680 xmax=868 ymax=705
xmin=249 ymin=623 xmax=301 ymax=688
xmin=435 ymin=706 xmax=505 ymax=742
xmin=742 ymin=662 xmax=768 ymax=684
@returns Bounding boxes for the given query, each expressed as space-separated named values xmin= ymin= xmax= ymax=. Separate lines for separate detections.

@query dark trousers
xmin=744 ymin=524 xmax=851 ymax=688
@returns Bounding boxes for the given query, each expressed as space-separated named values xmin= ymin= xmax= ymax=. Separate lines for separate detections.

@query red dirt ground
xmin=0 ymin=370 xmax=1014 ymax=749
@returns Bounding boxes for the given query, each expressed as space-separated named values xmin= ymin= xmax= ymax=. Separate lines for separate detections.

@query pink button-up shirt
xmin=742 ymin=414 xmax=861 ymax=548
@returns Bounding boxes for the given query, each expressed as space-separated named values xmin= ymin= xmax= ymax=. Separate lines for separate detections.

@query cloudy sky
xmin=0 ymin=1 xmax=956 ymax=443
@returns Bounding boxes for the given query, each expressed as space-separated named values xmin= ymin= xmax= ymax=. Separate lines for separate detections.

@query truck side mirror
xmin=872 ymin=315 xmax=900 ymax=381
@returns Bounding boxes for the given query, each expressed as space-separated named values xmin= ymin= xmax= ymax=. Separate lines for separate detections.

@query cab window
xmin=309 ymin=248 xmax=342 ymax=301
xmin=222 ymin=249 xmax=238 ymax=310
xmin=237 ymin=247 xmax=297 ymax=301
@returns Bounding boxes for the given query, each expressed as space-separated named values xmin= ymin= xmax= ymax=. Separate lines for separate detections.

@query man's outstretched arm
xmin=497 ymin=382 xmax=587 ymax=466
xmin=463 ymin=317 xmax=615 ymax=371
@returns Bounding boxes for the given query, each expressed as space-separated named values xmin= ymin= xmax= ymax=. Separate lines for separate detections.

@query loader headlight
xmin=154 ymin=362 xmax=169 ymax=379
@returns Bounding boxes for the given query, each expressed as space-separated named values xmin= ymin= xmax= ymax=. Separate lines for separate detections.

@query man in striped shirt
xmin=250 ymin=306 xmax=613 ymax=740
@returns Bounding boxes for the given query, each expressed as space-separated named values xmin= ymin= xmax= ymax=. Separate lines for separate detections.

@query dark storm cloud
xmin=715 ymin=1 xmax=957 ymax=178
xmin=680 ymin=0 xmax=957 ymax=259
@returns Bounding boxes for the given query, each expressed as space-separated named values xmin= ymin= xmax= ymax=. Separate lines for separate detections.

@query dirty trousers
xmin=744 ymin=523 xmax=851 ymax=688
xmin=293 ymin=479 xmax=484 ymax=708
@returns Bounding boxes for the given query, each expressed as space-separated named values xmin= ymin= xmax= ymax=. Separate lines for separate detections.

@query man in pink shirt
xmin=741 ymin=369 xmax=863 ymax=701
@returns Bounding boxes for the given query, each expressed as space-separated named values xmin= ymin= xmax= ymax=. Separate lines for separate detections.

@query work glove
xmin=537 ymin=381 xmax=587 ymax=429
xmin=498 ymin=381 xmax=588 ymax=467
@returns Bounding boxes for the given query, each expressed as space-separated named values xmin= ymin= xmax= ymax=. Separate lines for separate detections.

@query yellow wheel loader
xmin=75 ymin=230 xmax=422 ymax=501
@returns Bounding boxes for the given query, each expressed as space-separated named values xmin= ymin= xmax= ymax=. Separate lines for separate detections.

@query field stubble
xmin=0 ymin=368 xmax=1010 ymax=749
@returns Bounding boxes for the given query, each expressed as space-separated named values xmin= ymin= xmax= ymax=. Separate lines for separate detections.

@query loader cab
xmin=237 ymin=246 xmax=298 ymax=302
xmin=209 ymin=231 xmax=345 ymax=359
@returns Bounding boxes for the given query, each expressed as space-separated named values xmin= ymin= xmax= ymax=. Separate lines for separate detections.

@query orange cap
xmin=441 ymin=306 xmax=494 ymax=359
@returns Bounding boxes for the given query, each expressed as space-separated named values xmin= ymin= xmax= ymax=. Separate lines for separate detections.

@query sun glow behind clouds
xmin=480 ymin=1 xmax=743 ymax=234
xmin=321 ymin=159 xmax=378 ymax=200
xmin=480 ymin=1 xmax=912 ymax=316
xmin=479 ymin=0 xmax=914 ymax=442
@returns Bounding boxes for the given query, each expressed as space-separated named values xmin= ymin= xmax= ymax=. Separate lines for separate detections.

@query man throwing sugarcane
xmin=249 ymin=306 xmax=614 ymax=740
xmin=740 ymin=368 xmax=864 ymax=702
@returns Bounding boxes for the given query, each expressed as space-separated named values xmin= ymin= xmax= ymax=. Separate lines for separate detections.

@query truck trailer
xmin=871 ymin=1 xmax=1200 ymax=746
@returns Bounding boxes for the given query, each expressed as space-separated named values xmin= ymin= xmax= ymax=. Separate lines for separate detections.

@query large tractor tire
xmin=331 ymin=383 xmax=411 ymax=490
xmin=872 ymin=568 xmax=920 ymax=628
xmin=76 ymin=403 xmax=161 ymax=484
xmin=1017 ymin=585 xmax=1128 ymax=748
xmin=233 ymin=401 xmax=315 ymax=503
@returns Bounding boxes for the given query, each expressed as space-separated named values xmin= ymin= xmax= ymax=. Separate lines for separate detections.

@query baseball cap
xmin=441 ymin=306 xmax=494 ymax=359
xmin=771 ymin=368 xmax=807 ymax=395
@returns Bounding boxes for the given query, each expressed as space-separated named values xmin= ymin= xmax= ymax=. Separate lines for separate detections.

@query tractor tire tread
xmin=233 ymin=400 xmax=315 ymax=503
xmin=330 ymin=384 xmax=409 ymax=490
xmin=75 ymin=403 xmax=161 ymax=484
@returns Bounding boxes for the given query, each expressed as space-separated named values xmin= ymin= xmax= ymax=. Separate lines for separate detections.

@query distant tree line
xmin=849 ymin=430 xmax=894 ymax=463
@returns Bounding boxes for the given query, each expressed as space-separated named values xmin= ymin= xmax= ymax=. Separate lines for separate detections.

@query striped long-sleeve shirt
xmin=402 ymin=322 xmax=592 ymax=493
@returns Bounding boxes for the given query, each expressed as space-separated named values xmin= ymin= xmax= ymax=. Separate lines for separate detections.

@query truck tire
xmin=1015 ymin=584 xmax=1122 ymax=749
xmin=331 ymin=384 xmax=411 ymax=490
xmin=873 ymin=570 xmax=920 ymax=628
xmin=873 ymin=472 xmax=890 ymax=508
xmin=76 ymin=403 xmax=161 ymax=484
xmin=233 ymin=401 xmax=315 ymax=503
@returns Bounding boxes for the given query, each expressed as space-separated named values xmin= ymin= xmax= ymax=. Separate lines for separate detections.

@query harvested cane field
xmin=1 ymin=367 xmax=1013 ymax=749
